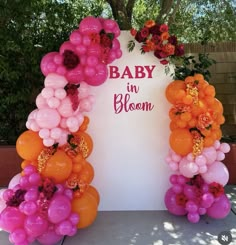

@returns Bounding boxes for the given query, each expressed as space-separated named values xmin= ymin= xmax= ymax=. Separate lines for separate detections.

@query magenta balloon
xmin=187 ymin=212 xmax=200 ymax=223
xmin=69 ymin=30 xmax=82 ymax=45
xmin=201 ymin=161 xmax=229 ymax=186
xmin=9 ymin=228 xmax=27 ymax=244
xmin=86 ymin=64 xmax=108 ymax=86
xmin=164 ymin=188 xmax=187 ymax=216
xmin=87 ymin=44 xmax=102 ymax=57
xmin=40 ymin=52 xmax=58 ymax=76
xmin=75 ymin=44 xmax=87 ymax=55
xmin=69 ymin=213 xmax=80 ymax=225
xmin=24 ymin=214 xmax=48 ymax=237
xmin=172 ymin=184 xmax=183 ymax=194
xmin=0 ymin=207 xmax=25 ymax=232
xmin=87 ymin=55 xmax=99 ymax=66
xmin=206 ymin=194 xmax=231 ymax=219
xmin=169 ymin=174 xmax=178 ymax=184
xmin=22 ymin=201 xmax=37 ymax=216
xmin=66 ymin=64 xmax=85 ymax=84
xmin=183 ymin=185 xmax=197 ymax=200
xmin=59 ymin=41 xmax=76 ymax=55
xmin=37 ymin=229 xmax=63 ymax=245
xmin=28 ymin=173 xmax=41 ymax=185
xmin=200 ymin=193 xmax=214 ymax=208
xmin=185 ymin=200 xmax=198 ymax=213
xmin=79 ymin=16 xmax=102 ymax=35
xmin=56 ymin=220 xmax=73 ymax=236
xmin=48 ymin=195 xmax=71 ymax=224
xmin=84 ymin=66 xmax=96 ymax=77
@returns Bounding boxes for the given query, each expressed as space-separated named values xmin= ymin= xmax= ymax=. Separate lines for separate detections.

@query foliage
xmin=173 ymin=52 xmax=216 ymax=81
xmin=0 ymin=0 xmax=104 ymax=144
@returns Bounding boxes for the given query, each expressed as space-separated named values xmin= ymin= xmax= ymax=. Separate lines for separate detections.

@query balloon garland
xmin=0 ymin=16 xmax=122 ymax=245
xmin=130 ymin=20 xmax=231 ymax=223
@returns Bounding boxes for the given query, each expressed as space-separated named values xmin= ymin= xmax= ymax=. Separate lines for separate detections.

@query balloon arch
xmin=0 ymin=16 xmax=231 ymax=245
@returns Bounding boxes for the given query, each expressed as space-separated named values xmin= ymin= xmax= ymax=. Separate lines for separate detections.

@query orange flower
xmin=146 ymin=39 xmax=155 ymax=51
xmin=142 ymin=44 xmax=150 ymax=52
xmin=160 ymin=32 xmax=170 ymax=41
xmin=197 ymin=111 xmax=213 ymax=129
xmin=144 ymin=20 xmax=155 ymax=28
xmin=162 ymin=43 xmax=175 ymax=55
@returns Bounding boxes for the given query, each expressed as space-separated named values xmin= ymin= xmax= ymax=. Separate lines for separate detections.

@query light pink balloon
xmin=44 ymin=73 xmax=68 ymax=88
xmin=36 ymin=94 xmax=47 ymax=109
xmin=47 ymin=97 xmax=60 ymax=108
xmin=216 ymin=151 xmax=225 ymax=161
xmin=50 ymin=127 xmax=62 ymax=140
xmin=201 ymin=161 xmax=229 ymax=186
xmin=179 ymin=159 xmax=198 ymax=178
xmin=66 ymin=117 xmax=79 ymax=129
xmin=54 ymin=88 xmax=67 ymax=100
xmin=195 ymin=155 xmax=207 ymax=166
xmin=57 ymin=97 xmax=74 ymax=117
xmin=41 ymin=87 xmax=54 ymax=99
xmin=36 ymin=108 xmax=61 ymax=129
xmin=202 ymin=146 xmax=217 ymax=164
xmin=8 ymin=173 xmax=21 ymax=189
xmin=220 ymin=143 xmax=230 ymax=153
xmin=30 ymin=121 xmax=40 ymax=131
xmin=39 ymin=128 xmax=50 ymax=139
xmin=213 ymin=140 xmax=221 ymax=150
xmin=43 ymin=138 xmax=55 ymax=147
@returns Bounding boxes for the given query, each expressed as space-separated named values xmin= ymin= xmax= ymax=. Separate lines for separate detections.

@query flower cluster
xmin=129 ymin=20 xmax=184 ymax=65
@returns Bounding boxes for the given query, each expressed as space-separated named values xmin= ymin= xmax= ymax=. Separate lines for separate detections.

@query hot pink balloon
xmin=0 ymin=207 xmax=25 ymax=232
xmin=40 ymin=52 xmax=58 ymax=76
xmin=36 ymin=108 xmax=61 ymax=129
xmin=48 ymin=195 xmax=71 ymax=224
xmin=66 ymin=64 xmax=85 ymax=84
xmin=206 ymin=194 xmax=231 ymax=219
xmin=79 ymin=16 xmax=102 ymax=34
xmin=9 ymin=228 xmax=27 ymax=244
xmin=59 ymin=41 xmax=76 ymax=55
xmin=164 ymin=188 xmax=187 ymax=216
xmin=37 ymin=229 xmax=63 ymax=245
xmin=201 ymin=161 xmax=229 ymax=186
xmin=69 ymin=30 xmax=82 ymax=45
xmin=24 ymin=214 xmax=48 ymax=237
xmin=86 ymin=63 xmax=108 ymax=86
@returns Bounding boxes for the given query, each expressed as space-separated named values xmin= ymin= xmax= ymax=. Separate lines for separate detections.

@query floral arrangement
xmin=128 ymin=19 xmax=184 ymax=65
xmin=164 ymin=73 xmax=231 ymax=223
xmin=0 ymin=16 xmax=122 ymax=245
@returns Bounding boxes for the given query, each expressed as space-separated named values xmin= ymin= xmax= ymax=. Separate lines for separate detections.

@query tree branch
xmin=168 ymin=0 xmax=181 ymax=25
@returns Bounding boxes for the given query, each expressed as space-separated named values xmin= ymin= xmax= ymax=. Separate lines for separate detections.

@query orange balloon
xmin=79 ymin=116 xmax=90 ymax=132
xmin=16 ymin=130 xmax=44 ymax=160
xmin=72 ymin=131 xmax=93 ymax=158
xmin=41 ymin=150 xmax=72 ymax=183
xmin=87 ymin=185 xmax=100 ymax=206
xmin=165 ymin=80 xmax=186 ymax=104
xmin=21 ymin=160 xmax=38 ymax=169
xmin=78 ymin=162 xmax=94 ymax=184
xmin=169 ymin=129 xmax=193 ymax=156
xmin=72 ymin=192 xmax=98 ymax=228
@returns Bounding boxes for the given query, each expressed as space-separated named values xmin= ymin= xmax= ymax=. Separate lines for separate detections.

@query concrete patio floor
xmin=0 ymin=185 xmax=235 ymax=245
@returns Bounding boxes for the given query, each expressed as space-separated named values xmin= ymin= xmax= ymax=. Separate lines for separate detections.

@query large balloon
xmin=206 ymin=194 xmax=231 ymax=219
xmin=72 ymin=192 xmax=98 ymax=228
xmin=16 ymin=130 xmax=44 ymax=160
xmin=164 ymin=188 xmax=187 ymax=216
xmin=201 ymin=161 xmax=229 ymax=186
xmin=169 ymin=129 xmax=193 ymax=156
xmin=41 ymin=150 xmax=73 ymax=183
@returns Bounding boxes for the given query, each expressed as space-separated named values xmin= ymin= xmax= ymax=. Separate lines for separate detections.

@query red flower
xmin=135 ymin=31 xmax=145 ymax=43
xmin=130 ymin=28 xmax=137 ymax=36
xmin=149 ymin=24 xmax=161 ymax=35
xmin=176 ymin=193 xmax=188 ymax=206
xmin=209 ymin=182 xmax=224 ymax=197
xmin=140 ymin=27 xmax=149 ymax=38
xmin=63 ymin=50 xmax=80 ymax=70
xmin=160 ymin=24 xmax=168 ymax=32
xmin=100 ymin=33 xmax=113 ymax=48
xmin=162 ymin=43 xmax=175 ymax=56
xmin=65 ymin=83 xmax=80 ymax=111
xmin=6 ymin=189 xmax=27 ymax=207
xmin=160 ymin=59 xmax=169 ymax=65
xmin=89 ymin=33 xmax=100 ymax=44
xmin=175 ymin=44 xmax=185 ymax=56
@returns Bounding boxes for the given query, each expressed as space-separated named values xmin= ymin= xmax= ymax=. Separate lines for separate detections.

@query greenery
xmin=0 ymin=0 xmax=235 ymax=144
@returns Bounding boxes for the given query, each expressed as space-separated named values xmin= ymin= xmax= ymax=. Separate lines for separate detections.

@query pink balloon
xmin=220 ymin=143 xmax=230 ymax=153
xmin=202 ymin=146 xmax=217 ymax=164
xmin=54 ymin=88 xmax=67 ymax=100
xmin=187 ymin=212 xmax=200 ymax=223
xmin=40 ymin=52 xmax=58 ymax=76
xmin=200 ymin=193 xmax=215 ymax=208
xmin=201 ymin=161 xmax=229 ymax=186
xmin=47 ymin=97 xmax=60 ymax=109
xmin=50 ymin=127 xmax=62 ymax=140
xmin=24 ymin=214 xmax=48 ymax=237
xmin=82 ymin=35 xmax=92 ymax=46
xmin=86 ymin=63 xmax=108 ymax=86
xmin=37 ymin=229 xmax=63 ymax=245
xmin=39 ymin=128 xmax=50 ymax=139
xmin=216 ymin=151 xmax=225 ymax=161
xmin=59 ymin=41 xmax=76 ymax=55
xmin=56 ymin=220 xmax=73 ymax=236
xmin=86 ymin=55 xmax=99 ymax=66
xmin=57 ymin=97 xmax=74 ymax=117
xmin=22 ymin=201 xmax=37 ymax=216
xmin=8 ymin=173 xmax=21 ymax=189
xmin=0 ymin=199 xmax=6 ymax=213
xmin=69 ymin=213 xmax=80 ymax=225
xmin=44 ymin=73 xmax=68 ymax=89
xmin=41 ymin=87 xmax=54 ymax=99
xmin=43 ymin=137 xmax=55 ymax=147
xmin=69 ymin=30 xmax=82 ymax=45
xmin=28 ymin=173 xmax=41 ymax=185
xmin=179 ymin=159 xmax=198 ymax=178
xmin=36 ymin=95 xmax=47 ymax=109
xmin=0 ymin=207 xmax=25 ymax=232
xmin=48 ymin=195 xmax=71 ymax=224
xmin=206 ymin=194 xmax=231 ymax=219
xmin=75 ymin=44 xmax=87 ymax=55
xmin=9 ymin=228 xmax=27 ymax=244
xmin=195 ymin=155 xmax=207 ymax=166
xmin=79 ymin=16 xmax=102 ymax=35
xmin=36 ymin=108 xmax=61 ymax=129
xmin=87 ymin=44 xmax=102 ymax=57
xmin=164 ymin=188 xmax=187 ymax=216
